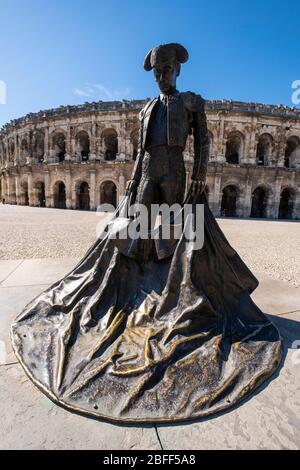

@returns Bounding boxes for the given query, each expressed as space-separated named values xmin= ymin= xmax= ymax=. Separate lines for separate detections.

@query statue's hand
xmin=190 ymin=179 xmax=205 ymax=198
xmin=125 ymin=179 xmax=138 ymax=195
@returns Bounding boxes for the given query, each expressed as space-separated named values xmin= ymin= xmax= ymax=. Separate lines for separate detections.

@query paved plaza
xmin=0 ymin=204 xmax=299 ymax=449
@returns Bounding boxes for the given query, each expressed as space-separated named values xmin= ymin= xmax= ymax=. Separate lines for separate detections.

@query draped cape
xmin=11 ymin=191 xmax=281 ymax=423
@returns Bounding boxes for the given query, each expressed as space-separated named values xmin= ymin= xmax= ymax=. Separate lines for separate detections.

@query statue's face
xmin=153 ymin=61 xmax=178 ymax=94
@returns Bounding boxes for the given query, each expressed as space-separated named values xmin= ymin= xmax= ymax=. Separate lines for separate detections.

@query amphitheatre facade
xmin=0 ymin=98 xmax=300 ymax=219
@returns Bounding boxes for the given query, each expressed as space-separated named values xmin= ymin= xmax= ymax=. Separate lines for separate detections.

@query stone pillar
xmin=242 ymin=133 xmax=251 ymax=164
xmin=65 ymin=170 xmax=72 ymax=209
xmin=248 ymin=118 xmax=258 ymax=165
xmin=276 ymin=126 xmax=287 ymax=167
xmin=124 ymin=135 xmax=132 ymax=160
xmin=15 ymin=175 xmax=21 ymax=205
xmin=6 ymin=174 xmax=11 ymax=204
xmin=216 ymin=114 xmax=226 ymax=163
xmin=16 ymin=134 xmax=21 ymax=166
xmin=13 ymin=133 xmax=18 ymax=166
xmin=293 ymin=193 xmax=300 ymax=220
xmin=10 ymin=175 xmax=17 ymax=204
xmin=268 ymin=176 xmax=283 ymax=219
xmin=211 ymin=173 xmax=222 ymax=216
xmin=89 ymin=170 xmax=96 ymax=210
xmin=44 ymin=171 xmax=51 ymax=208
xmin=89 ymin=121 xmax=97 ymax=161
xmin=28 ymin=173 xmax=34 ymax=206
xmin=241 ymin=176 xmax=252 ymax=217
xmin=117 ymin=125 xmax=126 ymax=161
xmin=44 ymin=127 xmax=49 ymax=163
xmin=0 ymin=175 xmax=4 ymax=202
xmin=118 ymin=173 xmax=125 ymax=201
xmin=4 ymin=174 xmax=9 ymax=202
xmin=65 ymin=124 xmax=71 ymax=161
xmin=71 ymin=133 xmax=77 ymax=162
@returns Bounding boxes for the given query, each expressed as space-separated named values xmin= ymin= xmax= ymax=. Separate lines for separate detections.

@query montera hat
xmin=143 ymin=43 xmax=189 ymax=71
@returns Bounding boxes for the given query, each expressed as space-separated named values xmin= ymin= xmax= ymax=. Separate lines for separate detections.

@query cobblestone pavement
xmin=0 ymin=204 xmax=299 ymax=287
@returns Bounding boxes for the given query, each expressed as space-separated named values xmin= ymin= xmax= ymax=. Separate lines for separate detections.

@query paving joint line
xmin=0 ymin=361 xmax=18 ymax=368
xmin=154 ymin=425 xmax=164 ymax=450
xmin=0 ymin=283 xmax=51 ymax=289
xmin=0 ymin=260 xmax=26 ymax=287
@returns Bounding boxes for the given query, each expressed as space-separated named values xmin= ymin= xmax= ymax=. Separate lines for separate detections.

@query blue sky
xmin=0 ymin=0 xmax=299 ymax=127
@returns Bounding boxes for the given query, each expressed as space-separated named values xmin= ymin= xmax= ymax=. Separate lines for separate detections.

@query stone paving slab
xmin=252 ymin=271 xmax=300 ymax=316
xmin=1 ymin=258 xmax=300 ymax=449
xmin=0 ymin=260 xmax=24 ymax=284
xmin=0 ymin=258 xmax=79 ymax=287
xmin=0 ymin=364 xmax=159 ymax=450
xmin=156 ymin=333 xmax=300 ymax=450
xmin=269 ymin=311 xmax=300 ymax=343
xmin=0 ymin=284 xmax=50 ymax=365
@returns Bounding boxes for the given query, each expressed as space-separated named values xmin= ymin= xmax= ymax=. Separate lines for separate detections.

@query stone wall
xmin=0 ymin=99 xmax=300 ymax=219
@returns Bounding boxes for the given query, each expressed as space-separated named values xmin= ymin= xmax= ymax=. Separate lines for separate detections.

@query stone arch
xmin=284 ymin=136 xmax=300 ymax=168
xmin=75 ymin=180 xmax=90 ymax=210
xmin=256 ymin=133 xmax=273 ymax=166
xmin=278 ymin=186 xmax=296 ymax=219
xmin=221 ymin=184 xmax=239 ymax=217
xmin=100 ymin=180 xmax=117 ymax=208
xmin=225 ymin=131 xmax=244 ymax=164
xmin=51 ymin=130 xmax=66 ymax=162
xmin=53 ymin=180 xmax=66 ymax=209
xmin=75 ymin=130 xmax=90 ymax=161
xmin=34 ymin=180 xmax=46 ymax=207
xmin=102 ymin=128 xmax=118 ymax=161
xmin=250 ymin=185 xmax=272 ymax=218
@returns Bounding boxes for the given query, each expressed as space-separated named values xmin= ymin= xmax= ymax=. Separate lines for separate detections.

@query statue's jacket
xmin=132 ymin=91 xmax=210 ymax=183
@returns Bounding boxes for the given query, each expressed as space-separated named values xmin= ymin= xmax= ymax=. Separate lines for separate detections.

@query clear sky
xmin=0 ymin=0 xmax=299 ymax=128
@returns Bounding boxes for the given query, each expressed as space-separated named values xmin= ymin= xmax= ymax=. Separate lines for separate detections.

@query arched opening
xmin=76 ymin=182 xmax=90 ymax=210
xmin=102 ymin=129 xmax=118 ymax=161
xmin=221 ymin=185 xmax=238 ymax=217
xmin=35 ymin=181 xmax=45 ymax=207
xmin=35 ymin=130 xmax=45 ymax=163
xmin=278 ymin=188 xmax=295 ymax=219
xmin=250 ymin=187 xmax=268 ymax=218
xmin=284 ymin=136 xmax=300 ymax=168
xmin=256 ymin=134 xmax=272 ymax=166
xmin=76 ymin=131 xmax=90 ymax=162
xmin=225 ymin=132 xmax=243 ymax=164
xmin=52 ymin=132 xmax=66 ymax=162
xmin=54 ymin=181 xmax=66 ymax=209
xmin=100 ymin=181 xmax=117 ymax=208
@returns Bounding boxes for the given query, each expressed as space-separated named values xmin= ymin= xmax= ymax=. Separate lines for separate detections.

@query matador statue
xmin=11 ymin=43 xmax=282 ymax=423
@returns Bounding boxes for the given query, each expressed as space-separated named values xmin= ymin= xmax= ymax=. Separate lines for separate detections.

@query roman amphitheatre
xmin=0 ymin=98 xmax=299 ymax=219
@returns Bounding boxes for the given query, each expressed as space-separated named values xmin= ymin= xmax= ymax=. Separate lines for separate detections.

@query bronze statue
xmin=11 ymin=43 xmax=282 ymax=423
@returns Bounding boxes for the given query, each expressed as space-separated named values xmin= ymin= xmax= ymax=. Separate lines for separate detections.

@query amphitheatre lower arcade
xmin=0 ymin=98 xmax=300 ymax=219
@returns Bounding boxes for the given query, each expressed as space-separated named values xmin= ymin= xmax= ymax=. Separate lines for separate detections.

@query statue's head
xmin=144 ymin=43 xmax=189 ymax=94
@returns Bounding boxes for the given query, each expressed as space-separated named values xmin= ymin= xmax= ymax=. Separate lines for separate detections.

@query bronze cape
xmin=11 ymin=189 xmax=282 ymax=423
